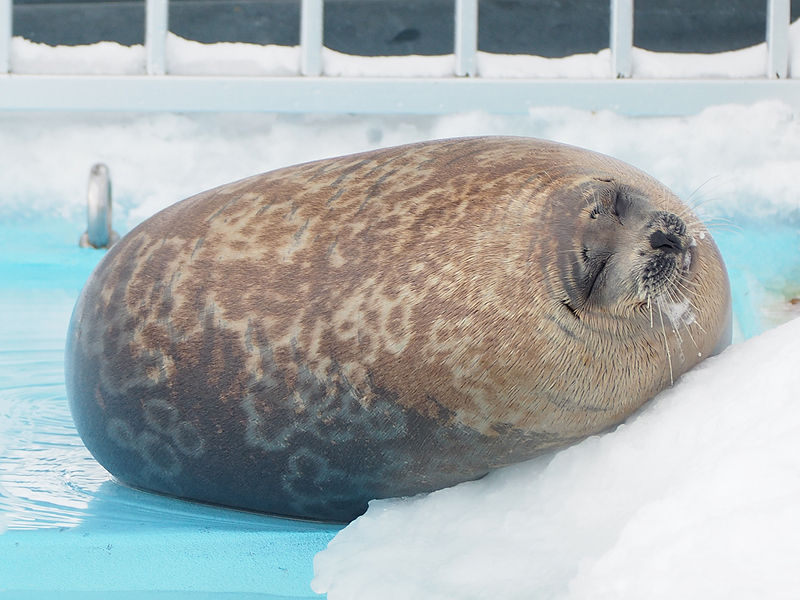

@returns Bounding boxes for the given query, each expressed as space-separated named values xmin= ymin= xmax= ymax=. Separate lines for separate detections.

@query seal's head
xmin=569 ymin=182 xmax=697 ymax=316
xmin=543 ymin=159 xmax=731 ymax=400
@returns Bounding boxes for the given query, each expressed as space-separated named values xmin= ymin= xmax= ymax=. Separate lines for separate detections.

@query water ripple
xmin=0 ymin=315 xmax=332 ymax=534
xmin=0 ymin=381 xmax=111 ymax=530
xmin=1 ymin=244 xmax=339 ymax=539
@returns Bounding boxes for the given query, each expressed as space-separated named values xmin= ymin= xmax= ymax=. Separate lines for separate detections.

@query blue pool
xmin=1 ymin=214 xmax=798 ymax=598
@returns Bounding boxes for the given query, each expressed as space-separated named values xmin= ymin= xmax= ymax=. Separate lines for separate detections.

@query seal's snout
xmin=651 ymin=211 xmax=685 ymax=232
xmin=638 ymin=211 xmax=694 ymax=298
xmin=647 ymin=211 xmax=688 ymax=254
xmin=649 ymin=230 xmax=683 ymax=254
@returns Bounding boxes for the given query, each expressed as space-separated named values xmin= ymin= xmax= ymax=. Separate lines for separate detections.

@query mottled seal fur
xmin=65 ymin=137 xmax=732 ymax=522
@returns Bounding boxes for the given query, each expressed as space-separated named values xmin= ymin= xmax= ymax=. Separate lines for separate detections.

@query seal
xmin=65 ymin=137 xmax=732 ymax=522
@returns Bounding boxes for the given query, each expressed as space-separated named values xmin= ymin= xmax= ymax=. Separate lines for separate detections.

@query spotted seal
xmin=65 ymin=137 xmax=732 ymax=522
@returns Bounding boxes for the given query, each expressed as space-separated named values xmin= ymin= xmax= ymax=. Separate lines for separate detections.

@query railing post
xmin=454 ymin=0 xmax=478 ymax=77
xmin=1 ymin=0 xmax=11 ymax=74
xmin=146 ymin=0 xmax=168 ymax=75
xmin=766 ymin=0 xmax=790 ymax=79
xmin=301 ymin=0 xmax=323 ymax=76
xmin=610 ymin=0 xmax=633 ymax=78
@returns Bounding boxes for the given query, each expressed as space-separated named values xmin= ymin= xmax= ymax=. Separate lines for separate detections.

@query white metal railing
xmin=610 ymin=0 xmax=633 ymax=78
xmin=455 ymin=0 xmax=479 ymax=77
xmin=0 ymin=0 xmax=797 ymax=115
xmin=767 ymin=0 xmax=791 ymax=78
xmin=145 ymin=0 xmax=168 ymax=76
xmin=1 ymin=0 xmax=11 ymax=74
xmin=300 ymin=0 xmax=323 ymax=76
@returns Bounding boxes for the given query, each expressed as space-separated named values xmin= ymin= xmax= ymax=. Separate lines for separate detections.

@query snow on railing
xmin=0 ymin=0 xmax=797 ymax=116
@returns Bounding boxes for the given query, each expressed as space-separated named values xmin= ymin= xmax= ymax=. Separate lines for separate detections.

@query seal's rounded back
xmin=65 ymin=137 xmax=731 ymax=521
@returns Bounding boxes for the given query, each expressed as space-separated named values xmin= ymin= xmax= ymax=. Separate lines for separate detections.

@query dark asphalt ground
xmin=11 ymin=0 xmax=800 ymax=57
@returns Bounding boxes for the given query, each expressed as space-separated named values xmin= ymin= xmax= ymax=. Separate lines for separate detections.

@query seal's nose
xmin=649 ymin=230 xmax=683 ymax=254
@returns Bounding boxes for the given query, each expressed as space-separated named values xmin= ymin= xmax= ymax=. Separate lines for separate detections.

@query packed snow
xmin=312 ymin=316 xmax=800 ymax=599
xmin=2 ymin=24 xmax=800 ymax=600
xmin=2 ymin=101 xmax=799 ymax=228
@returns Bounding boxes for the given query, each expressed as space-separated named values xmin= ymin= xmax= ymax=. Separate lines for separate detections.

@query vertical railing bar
xmin=1 ymin=0 xmax=11 ymax=74
xmin=454 ymin=0 xmax=478 ymax=77
xmin=301 ymin=0 xmax=323 ymax=76
xmin=766 ymin=0 xmax=790 ymax=79
xmin=610 ymin=0 xmax=633 ymax=78
xmin=146 ymin=0 xmax=168 ymax=75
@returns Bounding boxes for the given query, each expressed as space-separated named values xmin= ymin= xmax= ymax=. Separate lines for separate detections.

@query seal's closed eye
xmin=613 ymin=190 xmax=631 ymax=222
xmin=585 ymin=255 xmax=609 ymax=304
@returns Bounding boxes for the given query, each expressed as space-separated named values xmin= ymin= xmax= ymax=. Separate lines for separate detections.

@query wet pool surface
xmin=1 ymin=216 xmax=798 ymax=597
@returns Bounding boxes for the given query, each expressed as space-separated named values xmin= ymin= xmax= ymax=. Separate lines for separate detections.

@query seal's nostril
xmin=649 ymin=230 xmax=682 ymax=253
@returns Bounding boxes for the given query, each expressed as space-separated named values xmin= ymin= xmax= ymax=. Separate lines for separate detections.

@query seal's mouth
xmin=561 ymin=246 xmax=612 ymax=319
xmin=585 ymin=255 xmax=609 ymax=303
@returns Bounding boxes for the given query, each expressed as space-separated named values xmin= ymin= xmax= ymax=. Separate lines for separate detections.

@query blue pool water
xmin=1 ymin=216 xmax=798 ymax=598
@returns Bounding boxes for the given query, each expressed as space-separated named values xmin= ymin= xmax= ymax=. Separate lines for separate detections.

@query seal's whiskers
xmin=671 ymin=283 xmax=708 ymax=335
xmin=681 ymin=315 xmax=701 ymax=352
xmin=656 ymin=297 xmax=675 ymax=385
xmin=696 ymin=218 xmax=742 ymax=235
xmin=663 ymin=290 xmax=686 ymax=348
xmin=665 ymin=276 xmax=707 ymax=349
xmin=685 ymin=175 xmax=721 ymax=205
xmin=672 ymin=277 xmax=701 ymax=301
xmin=665 ymin=287 xmax=702 ymax=352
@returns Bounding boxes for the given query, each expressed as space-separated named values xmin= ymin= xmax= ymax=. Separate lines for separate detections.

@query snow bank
xmin=312 ymin=316 xmax=800 ymax=599
xmin=2 ymin=101 xmax=799 ymax=227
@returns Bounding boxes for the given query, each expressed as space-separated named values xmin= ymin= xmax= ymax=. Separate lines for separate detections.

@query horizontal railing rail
xmin=0 ymin=0 xmax=797 ymax=116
